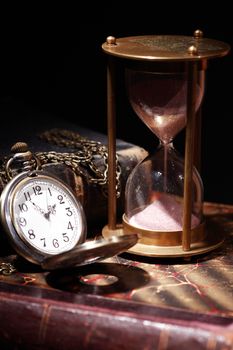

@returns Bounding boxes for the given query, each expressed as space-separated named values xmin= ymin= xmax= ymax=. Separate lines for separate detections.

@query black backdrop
xmin=0 ymin=3 xmax=232 ymax=204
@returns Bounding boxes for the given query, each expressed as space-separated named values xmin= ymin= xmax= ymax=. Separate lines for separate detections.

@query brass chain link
xmin=0 ymin=262 xmax=17 ymax=275
xmin=0 ymin=129 xmax=121 ymax=197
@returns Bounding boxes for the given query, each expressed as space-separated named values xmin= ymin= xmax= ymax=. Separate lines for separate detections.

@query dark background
xmin=0 ymin=3 xmax=232 ymax=204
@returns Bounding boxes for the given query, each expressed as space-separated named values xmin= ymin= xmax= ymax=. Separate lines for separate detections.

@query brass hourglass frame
xmin=102 ymin=31 xmax=230 ymax=257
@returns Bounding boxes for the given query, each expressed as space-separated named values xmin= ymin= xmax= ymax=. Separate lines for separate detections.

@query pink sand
xmin=129 ymin=194 xmax=199 ymax=231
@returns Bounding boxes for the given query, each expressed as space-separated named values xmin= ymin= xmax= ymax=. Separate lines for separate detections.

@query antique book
xmin=0 ymin=202 xmax=233 ymax=349
xmin=0 ymin=125 xmax=148 ymax=227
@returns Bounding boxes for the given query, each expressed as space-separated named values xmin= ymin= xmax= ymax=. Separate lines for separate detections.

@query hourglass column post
xmin=193 ymin=108 xmax=202 ymax=172
xmin=182 ymin=58 xmax=198 ymax=251
xmin=106 ymin=52 xmax=117 ymax=230
xmin=193 ymin=30 xmax=204 ymax=172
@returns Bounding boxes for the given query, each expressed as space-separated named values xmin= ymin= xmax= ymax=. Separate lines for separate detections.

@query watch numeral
xmin=67 ymin=221 xmax=74 ymax=230
xmin=53 ymin=239 xmax=59 ymax=248
xmin=19 ymin=217 xmax=27 ymax=227
xmin=65 ymin=207 xmax=73 ymax=216
xmin=62 ymin=233 xmax=69 ymax=242
xmin=40 ymin=238 xmax=46 ymax=247
xmin=33 ymin=186 xmax=42 ymax=195
xmin=48 ymin=187 xmax=52 ymax=196
xmin=18 ymin=203 xmax=28 ymax=212
xmin=24 ymin=191 xmax=31 ymax=201
xmin=28 ymin=229 xmax=35 ymax=240
xmin=58 ymin=195 xmax=65 ymax=204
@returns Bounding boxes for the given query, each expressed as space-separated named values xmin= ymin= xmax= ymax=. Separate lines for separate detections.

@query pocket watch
xmin=0 ymin=142 xmax=138 ymax=270
xmin=0 ymin=142 xmax=86 ymax=265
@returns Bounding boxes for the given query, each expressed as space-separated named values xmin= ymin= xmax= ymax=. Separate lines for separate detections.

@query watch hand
xmin=44 ymin=211 xmax=51 ymax=220
xmin=44 ymin=204 xmax=56 ymax=220
xmin=47 ymin=204 xmax=56 ymax=215
xmin=30 ymin=200 xmax=49 ymax=220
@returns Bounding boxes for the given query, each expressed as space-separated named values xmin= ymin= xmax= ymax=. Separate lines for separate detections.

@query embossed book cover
xmin=0 ymin=202 xmax=233 ymax=349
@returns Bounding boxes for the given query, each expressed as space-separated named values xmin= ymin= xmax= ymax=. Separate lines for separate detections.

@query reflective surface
xmin=124 ymin=68 xmax=204 ymax=236
xmin=41 ymin=234 xmax=138 ymax=270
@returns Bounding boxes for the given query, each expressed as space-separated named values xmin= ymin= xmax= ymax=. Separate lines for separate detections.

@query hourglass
xmin=123 ymin=67 xmax=204 ymax=246
xmin=102 ymin=32 xmax=230 ymax=257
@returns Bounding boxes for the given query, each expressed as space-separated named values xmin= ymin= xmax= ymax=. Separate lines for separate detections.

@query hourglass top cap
xmin=102 ymin=32 xmax=230 ymax=62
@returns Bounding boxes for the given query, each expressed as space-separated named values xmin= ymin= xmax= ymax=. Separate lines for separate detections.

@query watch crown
xmin=11 ymin=142 xmax=29 ymax=154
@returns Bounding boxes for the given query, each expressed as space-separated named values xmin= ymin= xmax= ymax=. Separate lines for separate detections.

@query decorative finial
xmin=106 ymin=36 xmax=117 ymax=45
xmin=194 ymin=30 xmax=203 ymax=39
xmin=188 ymin=45 xmax=198 ymax=55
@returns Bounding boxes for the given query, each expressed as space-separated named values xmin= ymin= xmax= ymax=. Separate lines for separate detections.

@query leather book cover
xmin=0 ymin=202 xmax=233 ymax=349
xmin=0 ymin=125 xmax=148 ymax=227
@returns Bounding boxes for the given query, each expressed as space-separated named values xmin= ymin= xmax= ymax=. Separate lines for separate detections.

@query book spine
xmin=0 ymin=290 xmax=232 ymax=350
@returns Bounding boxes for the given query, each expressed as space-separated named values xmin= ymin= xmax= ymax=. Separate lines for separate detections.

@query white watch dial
xmin=1 ymin=171 xmax=86 ymax=263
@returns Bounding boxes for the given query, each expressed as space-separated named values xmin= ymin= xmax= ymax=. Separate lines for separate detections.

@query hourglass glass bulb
xmin=126 ymin=69 xmax=204 ymax=145
xmin=124 ymin=143 xmax=203 ymax=232
xmin=124 ymin=67 xmax=205 ymax=235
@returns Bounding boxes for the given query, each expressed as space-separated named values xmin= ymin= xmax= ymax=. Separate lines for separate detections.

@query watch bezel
xmin=0 ymin=170 xmax=87 ymax=265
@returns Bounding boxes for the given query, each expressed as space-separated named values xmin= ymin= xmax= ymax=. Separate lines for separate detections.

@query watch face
xmin=0 ymin=171 xmax=86 ymax=264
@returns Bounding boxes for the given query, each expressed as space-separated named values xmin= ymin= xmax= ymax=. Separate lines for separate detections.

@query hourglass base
xmin=102 ymin=219 xmax=224 ymax=258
